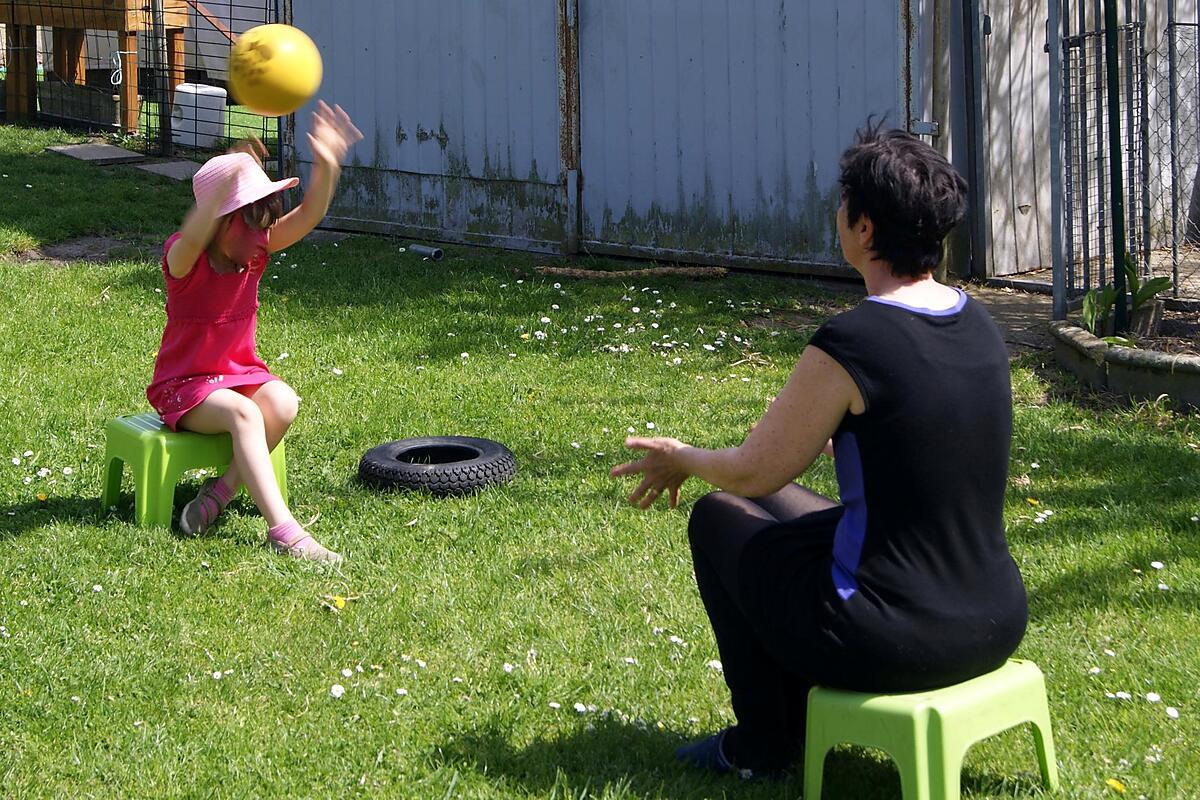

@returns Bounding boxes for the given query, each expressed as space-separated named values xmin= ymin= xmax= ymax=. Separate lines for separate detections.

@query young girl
xmin=147 ymin=101 xmax=362 ymax=562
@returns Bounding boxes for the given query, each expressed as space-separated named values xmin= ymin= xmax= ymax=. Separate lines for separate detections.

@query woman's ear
xmin=857 ymin=214 xmax=875 ymax=251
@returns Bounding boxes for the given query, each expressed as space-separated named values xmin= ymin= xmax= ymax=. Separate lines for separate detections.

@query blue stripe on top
xmin=831 ymin=431 xmax=868 ymax=600
xmin=866 ymin=287 xmax=968 ymax=316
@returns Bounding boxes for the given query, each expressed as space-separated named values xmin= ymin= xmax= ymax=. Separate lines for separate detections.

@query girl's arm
xmin=268 ymin=101 xmax=363 ymax=253
xmin=610 ymin=345 xmax=861 ymax=508
xmin=166 ymin=172 xmax=236 ymax=279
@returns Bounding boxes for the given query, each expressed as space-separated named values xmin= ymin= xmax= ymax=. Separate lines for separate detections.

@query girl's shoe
xmin=268 ymin=524 xmax=343 ymax=564
xmin=179 ymin=478 xmax=225 ymax=536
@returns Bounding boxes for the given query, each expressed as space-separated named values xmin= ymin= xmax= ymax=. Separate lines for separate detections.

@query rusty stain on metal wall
xmin=577 ymin=0 xmax=907 ymax=268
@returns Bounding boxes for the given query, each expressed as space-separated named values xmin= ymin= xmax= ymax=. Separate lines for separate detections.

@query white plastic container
xmin=171 ymin=83 xmax=227 ymax=149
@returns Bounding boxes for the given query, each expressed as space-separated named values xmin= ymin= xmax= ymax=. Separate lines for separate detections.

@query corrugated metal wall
xmin=291 ymin=0 xmax=566 ymax=250
xmin=578 ymin=1 xmax=908 ymax=270
xmin=289 ymin=0 xmax=915 ymax=271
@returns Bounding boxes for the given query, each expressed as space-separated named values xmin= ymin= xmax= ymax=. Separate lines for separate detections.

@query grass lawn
xmin=1 ymin=125 xmax=1198 ymax=799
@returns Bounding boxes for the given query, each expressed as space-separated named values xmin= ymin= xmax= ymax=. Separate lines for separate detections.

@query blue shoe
xmin=675 ymin=729 xmax=748 ymax=778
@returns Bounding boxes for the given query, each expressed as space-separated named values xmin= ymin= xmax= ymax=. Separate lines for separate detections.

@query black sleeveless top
xmin=806 ymin=289 xmax=1027 ymax=681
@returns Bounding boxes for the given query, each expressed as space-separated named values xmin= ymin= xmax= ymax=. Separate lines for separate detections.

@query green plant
xmin=1124 ymin=254 xmax=1173 ymax=315
xmin=1081 ymin=283 xmax=1117 ymax=335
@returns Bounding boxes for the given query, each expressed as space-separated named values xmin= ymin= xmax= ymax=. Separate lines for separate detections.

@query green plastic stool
xmin=100 ymin=413 xmax=288 ymax=527
xmin=805 ymin=659 xmax=1059 ymax=800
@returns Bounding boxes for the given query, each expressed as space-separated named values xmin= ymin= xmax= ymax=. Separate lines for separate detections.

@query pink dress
xmin=147 ymin=231 xmax=280 ymax=430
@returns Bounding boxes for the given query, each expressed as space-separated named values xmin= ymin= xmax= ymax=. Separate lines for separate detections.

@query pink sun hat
xmin=192 ymin=152 xmax=300 ymax=218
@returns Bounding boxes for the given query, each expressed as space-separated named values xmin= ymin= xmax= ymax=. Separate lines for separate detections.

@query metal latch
xmin=910 ymin=119 xmax=940 ymax=137
xmin=983 ymin=14 xmax=992 ymax=35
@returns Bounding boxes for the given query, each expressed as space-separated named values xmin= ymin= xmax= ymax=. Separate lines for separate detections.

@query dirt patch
xmin=19 ymin=236 xmax=156 ymax=265
xmin=1135 ymin=309 xmax=1200 ymax=356
xmin=964 ymin=285 xmax=1055 ymax=354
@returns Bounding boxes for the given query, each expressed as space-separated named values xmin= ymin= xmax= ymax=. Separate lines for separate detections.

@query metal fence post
xmin=1051 ymin=0 xmax=1067 ymax=319
xmin=1104 ymin=0 xmax=1129 ymax=331
xmin=152 ymin=0 xmax=173 ymax=157
xmin=1168 ymin=0 xmax=1181 ymax=295
xmin=962 ymin=0 xmax=988 ymax=279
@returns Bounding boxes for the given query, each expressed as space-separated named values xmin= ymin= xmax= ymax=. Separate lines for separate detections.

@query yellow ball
xmin=229 ymin=24 xmax=322 ymax=117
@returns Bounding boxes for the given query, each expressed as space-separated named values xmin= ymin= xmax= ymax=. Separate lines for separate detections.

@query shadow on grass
xmin=435 ymin=717 xmax=1052 ymax=800
xmin=0 ymin=495 xmax=102 ymax=539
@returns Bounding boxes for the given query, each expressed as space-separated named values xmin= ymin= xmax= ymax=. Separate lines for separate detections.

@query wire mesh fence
xmin=1147 ymin=20 xmax=1200 ymax=299
xmin=1060 ymin=22 xmax=1150 ymax=301
xmin=0 ymin=0 xmax=277 ymax=159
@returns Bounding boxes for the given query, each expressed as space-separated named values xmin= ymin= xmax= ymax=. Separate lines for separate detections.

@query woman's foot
xmin=676 ymin=729 xmax=742 ymax=776
xmin=268 ymin=520 xmax=343 ymax=564
xmin=179 ymin=477 xmax=235 ymax=536
xmin=675 ymin=728 xmax=787 ymax=780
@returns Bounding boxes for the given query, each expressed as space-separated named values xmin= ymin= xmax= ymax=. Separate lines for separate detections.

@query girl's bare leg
xmin=215 ymin=381 xmax=299 ymax=495
xmin=177 ymin=389 xmax=292 ymax=527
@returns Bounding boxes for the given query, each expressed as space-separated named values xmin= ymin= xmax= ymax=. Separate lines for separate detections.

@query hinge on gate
xmin=910 ymin=119 xmax=940 ymax=137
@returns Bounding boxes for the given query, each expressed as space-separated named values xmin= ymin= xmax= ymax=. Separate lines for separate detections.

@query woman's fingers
xmin=628 ymin=476 xmax=655 ymax=506
xmin=609 ymin=458 xmax=644 ymax=478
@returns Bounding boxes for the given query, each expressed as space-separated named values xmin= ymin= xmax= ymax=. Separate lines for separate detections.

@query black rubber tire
xmin=357 ymin=436 xmax=517 ymax=496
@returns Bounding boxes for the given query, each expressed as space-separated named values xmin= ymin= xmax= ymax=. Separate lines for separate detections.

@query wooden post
xmin=52 ymin=28 xmax=87 ymax=85
xmin=5 ymin=25 xmax=38 ymax=120
xmin=167 ymin=28 xmax=185 ymax=104
xmin=118 ymin=30 xmax=139 ymax=133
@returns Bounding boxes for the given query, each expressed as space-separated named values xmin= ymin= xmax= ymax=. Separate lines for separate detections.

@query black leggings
xmin=687 ymin=484 xmax=838 ymax=771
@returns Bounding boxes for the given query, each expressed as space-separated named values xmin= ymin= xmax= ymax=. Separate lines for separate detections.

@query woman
xmin=611 ymin=125 xmax=1027 ymax=778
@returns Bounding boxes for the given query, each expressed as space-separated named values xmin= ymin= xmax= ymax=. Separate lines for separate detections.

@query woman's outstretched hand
xmin=610 ymin=436 xmax=690 ymax=509
xmin=307 ymin=100 xmax=363 ymax=168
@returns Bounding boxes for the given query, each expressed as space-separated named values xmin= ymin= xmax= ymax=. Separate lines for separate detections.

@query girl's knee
xmin=229 ymin=398 xmax=266 ymax=431
xmin=260 ymin=382 xmax=299 ymax=426
xmin=272 ymin=385 xmax=300 ymax=425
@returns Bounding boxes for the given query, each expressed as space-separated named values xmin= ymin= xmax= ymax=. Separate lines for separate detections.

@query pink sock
xmin=268 ymin=519 xmax=304 ymax=545
xmin=211 ymin=475 xmax=236 ymax=507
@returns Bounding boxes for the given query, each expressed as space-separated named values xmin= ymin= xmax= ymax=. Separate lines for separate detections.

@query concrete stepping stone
xmin=136 ymin=160 xmax=201 ymax=181
xmin=45 ymin=143 xmax=144 ymax=165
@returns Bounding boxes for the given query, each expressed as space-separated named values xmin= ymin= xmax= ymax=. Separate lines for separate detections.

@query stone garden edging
xmin=1049 ymin=321 xmax=1200 ymax=409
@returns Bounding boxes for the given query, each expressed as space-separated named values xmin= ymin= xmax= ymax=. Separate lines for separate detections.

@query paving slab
xmin=136 ymin=160 xmax=201 ymax=181
xmin=45 ymin=143 xmax=144 ymax=165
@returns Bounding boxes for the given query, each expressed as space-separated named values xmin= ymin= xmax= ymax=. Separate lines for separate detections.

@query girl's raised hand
xmin=228 ymin=135 xmax=268 ymax=166
xmin=307 ymin=101 xmax=363 ymax=168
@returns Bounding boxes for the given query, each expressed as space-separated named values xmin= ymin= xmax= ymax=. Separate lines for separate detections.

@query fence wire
xmin=1 ymin=1 xmax=276 ymax=159
xmin=1147 ymin=22 xmax=1200 ymax=299
xmin=1061 ymin=23 xmax=1149 ymax=300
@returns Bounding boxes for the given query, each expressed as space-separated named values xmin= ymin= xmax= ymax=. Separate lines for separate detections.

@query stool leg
xmin=897 ymin=758 xmax=931 ymax=800
xmin=1030 ymin=713 xmax=1060 ymax=792
xmin=270 ymin=441 xmax=288 ymax=507
xmin=932 ymin=747 xmax=963 ymax=800
xmin=135 ymin=447 xmax=175 ymax=528
xmin=803 ymin=739 xmax=830 ymax=800
xmin=100 ymin=456 xmax=124 ymax=512
xmin=897 ymin=738 xmax=934 ymax=800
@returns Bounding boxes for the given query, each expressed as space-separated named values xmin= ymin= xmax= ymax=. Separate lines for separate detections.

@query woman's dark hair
xmin=239 ymin=191 xmax=285 ymax=230
xmin=838 ymin=120 xmax=968 ymax=278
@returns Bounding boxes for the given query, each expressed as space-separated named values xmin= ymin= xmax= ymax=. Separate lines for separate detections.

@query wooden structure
xmin=1 ymin=0 xmax=189 ymax=131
